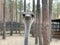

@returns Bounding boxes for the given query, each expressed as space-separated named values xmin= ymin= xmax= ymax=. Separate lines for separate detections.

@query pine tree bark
xmin=24 ymin=0 xmax=26 ymax=12
xmin=9 ymin=0 xmax=13 ymax=36
xmin=3 ymin=0 xmax=6 ymax=39
xmin=37 ymin=0 xmax=42 ymax=45
xmin=19 ymin=0 xmax=22 ymax=34
xmin=32 ymin=0 xmax=38 ymax=44
xmin=32 ymin=0 xmax=35 ymax=13
xmin=42 ymin=0 xmax=51 ymax=45
xmin=15 ymin=0 xmax=17 ymax=34
xmin=49 ymin=0 xmax=53 ymax=41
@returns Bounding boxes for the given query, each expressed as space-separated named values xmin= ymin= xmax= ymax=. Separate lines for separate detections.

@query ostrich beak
xmin=25 ymin=15 xmax=31 ymax=20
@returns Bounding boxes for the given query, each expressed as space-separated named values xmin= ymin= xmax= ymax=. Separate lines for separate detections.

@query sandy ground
xmin=0 ymin=34 xmax=60 ymax=45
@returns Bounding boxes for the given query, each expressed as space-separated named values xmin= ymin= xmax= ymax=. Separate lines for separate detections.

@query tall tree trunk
xmin=19 ymin=0 xmax=22 ymax=34
xmin=16 ymin=0 xmax=17 ymax=34
xmin=24 ymin=0 xmax=26 ymax=12
xmin=42 ymin=0 xmax=50 ymax=45
xmin=33 ymin=0 xmax=35 ymax=13
xmin=49 ymin=0 xmax=53 ymax=40
xmin=9 ymin=0 xmax=13 ymax=36
xmin=32 ymin=0 xmax=38 ymax=44
xmin=37 ymin=0 xmax=42 ymax=45
xmin=2 ymin=0 xmax=6 ymax=39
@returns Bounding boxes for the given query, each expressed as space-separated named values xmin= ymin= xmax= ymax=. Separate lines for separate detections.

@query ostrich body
xmin=22 ymin=12 xmax=35 ymax=45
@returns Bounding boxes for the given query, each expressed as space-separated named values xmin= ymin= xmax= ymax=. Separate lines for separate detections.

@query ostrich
xmin=22 ymin=12 xmax=35 ymax=45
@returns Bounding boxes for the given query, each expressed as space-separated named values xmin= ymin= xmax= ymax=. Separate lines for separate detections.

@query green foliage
xmin=52 ymin=1 xmax=60 ymax=19
xmin=52 ymin=0 xmax=57 ymax=19
xmin=26 ymin=2 xmax=31 ymax=12
xmin=17 ymin=0 xmax=24 ymax=12
xmin=13 ymin=0 xmax=24 ymax=15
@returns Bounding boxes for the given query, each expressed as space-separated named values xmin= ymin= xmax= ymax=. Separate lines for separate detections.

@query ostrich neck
xmin=25 ymin=20 xmax=31 ymax=33
xmin=25 ymin=22 xmax=31 ymax=38
xmin=24 ymin=21 xmax=31 ymax=45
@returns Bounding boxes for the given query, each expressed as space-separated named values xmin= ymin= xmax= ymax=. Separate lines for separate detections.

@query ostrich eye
xmin=23 ymin=14 xmax=25 ymax=17
xmin=31 ymin=14 xmax=34 ymax=17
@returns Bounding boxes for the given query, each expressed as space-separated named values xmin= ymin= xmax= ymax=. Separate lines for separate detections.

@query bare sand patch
xmin=0 ymin=34 xmax=60 ymax=45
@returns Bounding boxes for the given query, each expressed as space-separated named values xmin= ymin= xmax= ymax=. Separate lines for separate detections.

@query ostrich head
xmin=22 ymin=12 xmax=35 ymax=45
xmin=22 ymin=12 xmax=35 ymax=25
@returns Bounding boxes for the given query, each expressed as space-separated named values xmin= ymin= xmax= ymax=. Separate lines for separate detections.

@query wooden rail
xmin=51 ymin=19 xmax=60 ymax=38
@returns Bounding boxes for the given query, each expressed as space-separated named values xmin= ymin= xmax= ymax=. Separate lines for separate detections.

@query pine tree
xmin=24 ymin=0 xmax=26 ymax=12
xmin=3 ymin=0 xmax=6 ymax=39
xmin=42 ymin=0 xmax=52 ymax=45
xmin=37 ymin=0 xmax=42 ymax=45
xmin=9 ymin=0 xmax=13 ymax=36
xmin=49 ymin=0 xmax=53 ymax=41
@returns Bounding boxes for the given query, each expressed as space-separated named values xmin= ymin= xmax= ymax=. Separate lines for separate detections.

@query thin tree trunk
xmin=32 ymin=0 xmax=35 ymax=13
xmin=42 ymin=0 xmax=50 ymax=45
xmin=49 ymin=0 xmax=53 ymax=40
xmin=9 ymin=0 xmax=13 ymax=36
xmin=19 ymin=0 xmax=22 ymax=34
xmin=33 ymin=0 xmax=36 ymax=41
xmin=35 ymin=18 xmax=38 ymax=45
xmin=24 ymin=0 xmax=26 ymax=12
xmin=32 ymin=0 xmax=38 ymax=45
xmin=16 ymin=0 xmax=17 ymax=34
xmin=37 ymin=0 xmax=42 ymax=45
xmin=2 ymin=0 xmax=6 ymax=39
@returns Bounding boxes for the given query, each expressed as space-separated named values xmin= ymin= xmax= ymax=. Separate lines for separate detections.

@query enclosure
xmin=0 ymin=0 xmax=60 ymax=45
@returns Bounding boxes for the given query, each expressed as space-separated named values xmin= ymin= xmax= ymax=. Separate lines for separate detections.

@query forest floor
xmin=0 ymin=34 xmax=60 ymax=45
